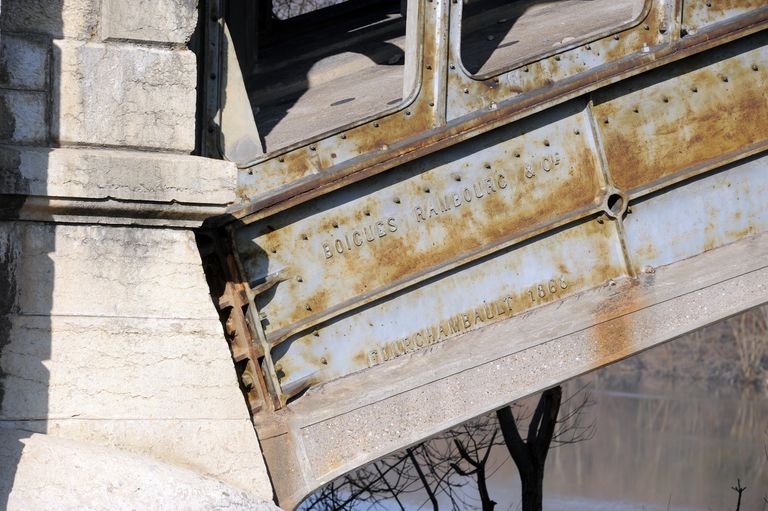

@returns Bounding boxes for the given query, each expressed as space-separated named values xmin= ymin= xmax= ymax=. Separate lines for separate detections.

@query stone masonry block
xmin=0 ymin=222 xmax=215 ymax=318
xmin=0 ymin=316 xmax=246 ymax=420
xmin=1 ymin=430 xmax=279 ymax=509
xmin=0 ymin=146 xmax=236 ymax=205
xmin=0 ymin=90 xmax=48 ymax=144
xmin=0 ymin=0 xmax=100 ymax=39
xmin=52 ymin=40 xmax=196 ymax=151
xmin=101 ymin=0 xmax=198 ymax=44
xmin=40 ymin=420 xmax=274 ymax=497
xmin=0 ymin=35 xmax=49 ymax=91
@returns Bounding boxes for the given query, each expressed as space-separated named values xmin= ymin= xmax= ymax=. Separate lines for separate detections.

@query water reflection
xmin=542 ymin=375 xmax=768 ymax=511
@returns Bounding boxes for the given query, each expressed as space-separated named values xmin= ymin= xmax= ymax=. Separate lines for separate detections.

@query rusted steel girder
xmin=201 ymin=0 xmax=768 ymax=508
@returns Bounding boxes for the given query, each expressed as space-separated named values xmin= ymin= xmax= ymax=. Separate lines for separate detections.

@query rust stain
xmin=684 ymin=0 xmax=765 ymax=32
xmin=592 ymin=278 xmax=643 ymax=365
xmin=593 ymin=35 xmax=768 ymax=193
xmin=272 ymin=217 xmax=625 ymax=386
xmin=247 ymin=109 xmax=605 ymax=339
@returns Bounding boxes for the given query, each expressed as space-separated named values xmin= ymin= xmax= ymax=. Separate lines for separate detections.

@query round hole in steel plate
xmin=606 ymin=193 xmax=626 ymax=218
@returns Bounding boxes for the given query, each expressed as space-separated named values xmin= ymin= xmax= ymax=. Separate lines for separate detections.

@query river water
xmin=485 ymin=374 xmax=768 ymax=511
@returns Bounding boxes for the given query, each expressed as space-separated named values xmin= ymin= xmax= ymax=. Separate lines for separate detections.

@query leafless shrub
xmin=729 ymin=305 xmax=768 ymax=384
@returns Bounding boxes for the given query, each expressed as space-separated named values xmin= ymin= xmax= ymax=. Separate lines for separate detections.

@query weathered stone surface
xmin=0 ymin=429 xmax=281 ymax=510
xmin=52 ymin=40 xmax=196 ymax=151
xmin=0 ymin=0 xmax=100 ymax=39
xmin=2 ymin=223 xmax=214 ymax=318
xmin=0 ymin=146 xmax=237 ymax=205
xmin=1 ymin=316 xmax=245 ymax=420
xmin=101 ymin=0 xmax=198 ymax=44
xmin=0 ymin=35 xmax=49 ymax=91
xmin=0 ymin=220 xmax=274 ymax=498
xmin=0 ymin=90 xmax=47 ymax=144
xmin=4 ymin=419 xmax=274 ymax=498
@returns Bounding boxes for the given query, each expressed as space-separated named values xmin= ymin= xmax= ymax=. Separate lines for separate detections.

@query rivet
xmin=613 ymin=34 xmax=620 ymax=40
xmin=331 ymin=152 xmax=337 ymax=158
xmin=643 ymin=265 xmax=655 ymax=274
xmin=720 ymin=75 xmax=729 ymax=82
xmin=394 ymin=197 xmax=401 ymax=204
xmin=450 ymin=64 xmax=456 ymax=70
xmin=543 ymin=139 xmax=550 ymax=147
xmin=320 ymin=357 xmax=328 ymax=365
xmin=278 ymin=156 xmax=285 ymax=162
xmin=429 ymin=101 xmax=435 ymax=107
xmin=309 ymin=145 xmax=316 ymax=151
xmin=340 ymin=133 xmax=347 ymax=139
xmin=705 ymin=1 xmax=711 ymax=6
xmin=364 ymin=210 xmax=371 ymax=216
xmin=484 ymin=163 xmax=491 ymax=169
xmin=373 ymin=122 xmax=380 ymax=128
xmin=454 ymin=175 xmax=462 ymax=181
xmin=523 ymin=66 xmax=529 ymax=72
xmin=304 ymin=304 xmax=312 ymax=311
xmin=301 ymin=233 xmax=308 ymax=240
xmin=426 ymin=64 xmax=432 ymax=70
xmin=662 ymin=96 xmax=669 ymax=103
xmin=585 ymin=44 xmax=591 ymax=50
xmin=691 ymin=86 xmax=698 ymax=93
xmin=405 ymin=110 xmax=411 ymax=116
xmin=296 ymin=276 xmax=303 ymax=282
xmin=313 ymin=331 xmax=320 ymax=336
xmin=604 ymin=118 xmax=609 ymax=124
xmin=463 ymin=88 xmax=469 ymax=94
xmin=554 ymin=55 xmax=561 ymax=61
xmin=332 ymin=222 xmax=339 ymax=228
xmin=752 ymin=64 xmax=759 ymax=71
xmin=643 ymin=24 xmax=650 ymax=30
xmin=514 ymin=152 xmax=520 ymax=158
xmin=424 ymin=187 xmax=430 ymax=193
xmin=270 ymin=248 xmax=277 ymax=254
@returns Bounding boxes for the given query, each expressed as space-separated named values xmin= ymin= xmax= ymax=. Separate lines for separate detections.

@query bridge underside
xmin=198 ymin=1 xmax=768 ymax=507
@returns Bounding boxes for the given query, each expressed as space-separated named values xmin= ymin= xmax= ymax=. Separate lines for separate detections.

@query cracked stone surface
xmin=0 ymin=146 xmax=237 ymax=205
xmin=52 ymin=40 xmax=196 ymax=151
xmin=0 ymin=428 xmax=281 ymax=510
xmin=101 ymin=0 xmax=198 ymax=44
xmin=0 ymin=222 xmax=273 ymax=499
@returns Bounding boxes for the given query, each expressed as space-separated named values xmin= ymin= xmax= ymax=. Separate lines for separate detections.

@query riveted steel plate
xmin=623 ymin=152 xmax=768 ymax=273
xmin=235 ymin=100 xmax=606 ymax=344
xmin=209 ymin=3 xmax=768 ymax=508
xmin=273 ymin=217 xmax=627 ymax=395
xmin=683 ymin=0 xmax=767 ymax=35
xmin=592 ymin=34 xmax=768 ymax=194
